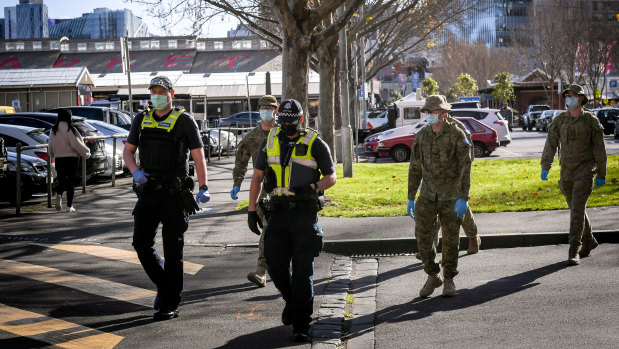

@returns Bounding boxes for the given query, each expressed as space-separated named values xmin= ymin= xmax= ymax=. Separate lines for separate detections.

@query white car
xmin=365 ymin=110 xmax=389 ymax=129
xmin=449 ymin=108 xmax=511 ymax=146
xmin=0 ymin=124 xmax=51 ymax=161
xmin=206 ymin=129 xmax=237 ymax=154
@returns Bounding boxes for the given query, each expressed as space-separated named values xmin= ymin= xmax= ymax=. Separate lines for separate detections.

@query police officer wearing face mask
xmin=230 ymin=95 xmax=278 ymax=288
xmin=541 ymin=84 xmax=606 ymax=266
xmin=123 ymin=76 xmax=210 ymax=321
xmin=247 ymin=99 xmax=336 ymax=342
xmin=407 ymin=95 xmax=472 ymax=298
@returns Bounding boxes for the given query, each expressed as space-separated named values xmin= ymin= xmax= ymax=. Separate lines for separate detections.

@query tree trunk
xmin=281 ymin=29 xmax=311 ymax=109
xmin=318 ymin=36 xmax=338 ymax=161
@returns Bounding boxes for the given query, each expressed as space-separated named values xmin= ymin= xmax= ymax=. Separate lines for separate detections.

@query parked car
xmin=0 ymin=113 xmax=109 ymax=179
xmin=0 ymin=124 xmax=51 ymax=161
xmin=365 ymin=109 xmax=389 ymax=129
xmin=448 ymin=108 xmax=511 ymax=146
xmin=88 ymin=100 xmax=122 ymax=109
xmin=521 ymin=105 xmax=550 ymax=131
xmin=204 ymin=129 xmax=237 ymax=154
xmin=218 ymin=111 xmax=261 ymax=129
xmin=200 ymin=133 xmax=221 ymax=157
xmin=536 ymin=109 xmax=561 ymax=132
xmin=0 ymin=151 xmax=50 ymax=203
xmin=84 ymin=120 xmax=129 ymax=172
xmin=591 ymin=107 xmax=618 ymax=135
xmin=46 ymin=106 xmax=132 ymax=131
xmin=375 ymin=117 xmax=499 ymax=162
xmin=450 ymin=101 xmax=481 ymax=109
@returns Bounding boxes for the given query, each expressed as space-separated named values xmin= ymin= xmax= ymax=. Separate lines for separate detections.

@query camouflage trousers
xmin=428 ymin=207 xmax=477 ymax=247
xmin=415 ymin=197 xmax=461 ymax=279
xmin=558 ymin=177 xmax=595 ymax=248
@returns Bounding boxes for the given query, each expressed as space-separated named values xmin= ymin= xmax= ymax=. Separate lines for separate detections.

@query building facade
xmin=48 ymin=8 xmax=149 ymax=39
xmin=3 ymin=0 xmax=49 ymax=39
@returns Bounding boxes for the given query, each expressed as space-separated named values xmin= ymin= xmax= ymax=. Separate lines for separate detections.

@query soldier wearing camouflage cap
xmin=407 ymin=94 xmax=472 ymax=297
xmin=541 ymin=83 xmax=606 ymax=266
xmin=230 ymin=95 xmax=279 ymax=288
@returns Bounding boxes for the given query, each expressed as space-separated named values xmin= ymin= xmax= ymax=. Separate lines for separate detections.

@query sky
xmin=0 ymin=0 xmax=240 ymax=38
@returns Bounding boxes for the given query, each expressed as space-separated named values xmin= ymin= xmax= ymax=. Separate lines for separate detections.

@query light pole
xmin=246 ymin=72 xmax=255 ymax=127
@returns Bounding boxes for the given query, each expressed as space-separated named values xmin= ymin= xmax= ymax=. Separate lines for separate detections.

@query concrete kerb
xmin=322 ymin=230 xmax=619 ymax=256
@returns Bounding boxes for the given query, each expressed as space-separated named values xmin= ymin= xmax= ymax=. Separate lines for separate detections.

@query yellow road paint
xmin=0 ymin=259 xmax=155 ymax=307
xmin=0 ymin=303 xmax=123 ymax=348
xmin=44 ymin=243 xmax=203 ymax=275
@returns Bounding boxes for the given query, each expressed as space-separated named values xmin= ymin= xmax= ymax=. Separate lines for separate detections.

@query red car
xmin=376 ymin=117 xmax=499 ymax=162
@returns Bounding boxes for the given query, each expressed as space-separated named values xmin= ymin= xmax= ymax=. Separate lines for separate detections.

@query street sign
xmin=458 ymin=96 xmax=480 ymax=102
xmin=11 ymin=99 xmax=20 ymax=109
xmin=359 ymin=89 xmax=364 ymax=99
xmin=610 ymin=80 xmax=617 ymax=88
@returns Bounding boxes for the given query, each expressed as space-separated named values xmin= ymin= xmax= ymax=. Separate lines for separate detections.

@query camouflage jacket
xmin=408 ymin=118 xmax=472 ymax=201
xmin=541 ymin=110 xmax=606 ymax=180
xmin=233 ymin=124 xmax=270 ymax=187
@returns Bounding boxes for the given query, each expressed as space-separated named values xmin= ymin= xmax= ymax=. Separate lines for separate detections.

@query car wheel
xmin=390 ymin=145 xmax=410 ymax=162
xmin=473 ymin=142 xmax=486 ymax=158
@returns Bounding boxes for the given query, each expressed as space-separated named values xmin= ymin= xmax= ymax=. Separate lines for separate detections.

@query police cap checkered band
xmin=149 ymin=76 xmax=173 ymax=91
xmin=277 ymin=99 xmax=303 ymax=123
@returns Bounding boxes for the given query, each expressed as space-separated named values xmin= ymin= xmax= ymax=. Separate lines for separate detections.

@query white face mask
xmin=259 ymin=109 xmax=275 ymax=122
xmin=424 ymin=112 xmax=440 ymax=125
xmin=565 ymin=96 xmax=580 ymax=110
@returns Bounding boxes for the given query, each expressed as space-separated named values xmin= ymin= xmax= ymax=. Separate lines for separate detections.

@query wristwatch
xmin=199 ymin=184 xmax=208 ymax=191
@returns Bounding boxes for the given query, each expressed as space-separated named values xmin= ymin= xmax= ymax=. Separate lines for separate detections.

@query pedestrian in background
xmin=48 ymin=108 xmax=91 ymax=213
xmin=123 ymin=76 xmax=210 ymax=321
xmin=499 ymin=101 xmax=514 ymax=132
xmin=248 ymin=99 xmax=336 ymax=342
xmin=230 ymin=95 xmax=278 ymax=288
xmin=541 ymin=84 xmax=606 ymax=266
xmin=407 ymin=95 xmax=472 ymax=297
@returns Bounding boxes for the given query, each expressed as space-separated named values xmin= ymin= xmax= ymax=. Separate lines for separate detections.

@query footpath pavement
xmin=0 ymin=156 xmax=618 ymax=348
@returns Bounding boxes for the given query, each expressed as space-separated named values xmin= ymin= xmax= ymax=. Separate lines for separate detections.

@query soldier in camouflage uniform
xmin=230 ymin=95 xmax=278 ymax=287
xmin=541 ymin=84 xmax=606 ymax=266
xmin=407 ymin=95 xmax=472 ymax=297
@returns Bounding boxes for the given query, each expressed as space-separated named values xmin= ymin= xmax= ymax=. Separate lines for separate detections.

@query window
xmin=78 ymin=43 xmax=87 ymax=51
xmin=242 ymin=40 xmax=252 ymax=49
xmin=140 ymin=40 xmax=150 ymax=49
xmin=403 ymin=107 xmax=421 ymax=120
xmin=5 ymin=43 xmax=14 ymax=50
xmin=214 ymin=41 xmax=223 ymax=49
xmin=105 ymin=42 xmax=114 ymax=50
xmin=151 ymin=40 xmax=160 ymax=49
xmin=186 ymin=40 xmax=195 ymax=48
xmin=197 ymin=42 xmax=206 ymax=50
xmin=0 ymin=135 xmax=20 ymax=147
xmin=168 ymin=40 xmax=177 ymax=48
xmin=16 ymin=42 xmax=24 ymax=50
xmin=95 ymin=42 xmax=105 ymax=50
xmin=231 ymin=41 xmax=241 ymax=49
xmin=32 ymin=42 xmax=42 ymax=50
xmin=260 ymin=40 xmax=269 ymax=49
xmin=60 ymin=43 xmax=70 ymax=52
xmin=49 ymin=41 xmax=59 ymax=50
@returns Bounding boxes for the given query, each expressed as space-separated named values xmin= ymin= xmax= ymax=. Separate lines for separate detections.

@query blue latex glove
xmin=541 ymin=169 xmax=549 ymax=181
xmin=230 ymin=186 xmax=240 ymax=200
xmin=132 ymin=169 xmax=149 ymax=185
xmin=407 ymin=199 xmax=415 ymax=219
xmin=454 ymin=198 xmax=468 ymax=218
xmin=196 ymin=189 xmax=211 ymax=203
xmin=595 ymin=178 xmax=606 ymax=187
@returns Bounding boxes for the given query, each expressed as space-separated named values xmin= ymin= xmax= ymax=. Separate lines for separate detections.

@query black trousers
xmin=55 ymin=157 xmax=78 ymax=207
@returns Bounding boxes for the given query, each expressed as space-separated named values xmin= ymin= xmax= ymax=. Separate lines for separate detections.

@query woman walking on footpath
xmin=48 ymin=109 xmax=90 ymax=212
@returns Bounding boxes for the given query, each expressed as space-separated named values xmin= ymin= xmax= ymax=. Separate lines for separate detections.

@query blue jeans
xmin=264 ymin=209 xmax=321 ymax=330
xmin=132 ymin=189 xmax=188 ymax=309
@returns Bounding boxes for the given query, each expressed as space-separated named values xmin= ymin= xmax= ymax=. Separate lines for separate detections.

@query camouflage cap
xmin=149 ymin=76 xmax=173 ymax=91
xmin=421 ymin=94 xmax=452 ymax=112
xmin=258 ymin=95 xmax=278 ymax=108
xmin=561 ymin=84 xmax=588 ymax=105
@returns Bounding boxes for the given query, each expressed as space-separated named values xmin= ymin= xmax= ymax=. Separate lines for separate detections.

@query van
xmin=394 ymin=97 xmax=426 ymax=128
xmin=0 ymin=106 xmax=16 ymax=114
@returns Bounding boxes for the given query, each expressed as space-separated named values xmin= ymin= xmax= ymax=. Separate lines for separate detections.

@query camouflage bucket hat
xmin=258 ymin=95 xmax=278 ymax=108
xmin=149 ymin=76 xmax=173 ymax=91
xmin=422 ymin=95 xmax=452 ymax=112
xmin=561 ymin=84 xmax=588 ymax=105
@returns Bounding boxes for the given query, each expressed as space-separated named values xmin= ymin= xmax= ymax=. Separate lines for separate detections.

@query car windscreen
xmin=26 ymin=129 xmax=49 ymax=144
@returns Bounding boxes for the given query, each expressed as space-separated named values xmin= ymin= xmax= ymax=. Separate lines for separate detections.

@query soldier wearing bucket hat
xmin=230 ymin=95 xmax=279 ymax=288
xmin=407 ymin=95 xmax=472 ymax=297
xmin=247 ymin=98 xmax=336 ymax=342
xmin=541 ymin=83 xmax=606 ymax=266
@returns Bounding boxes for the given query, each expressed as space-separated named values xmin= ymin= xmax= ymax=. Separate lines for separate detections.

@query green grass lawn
xmin=236 ymin=155 xmax=619 ymax=218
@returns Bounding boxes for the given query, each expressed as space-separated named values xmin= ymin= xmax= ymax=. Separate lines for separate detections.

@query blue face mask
xmin=565 ymin=96 xmax=580 ymax=110
xmin=424 ymin=112 xmax=440 ymax=125
xmin=260 ymin=109 xmax=274 ymax=122
xmin=150 ymin=94 xmax=169 ymax=110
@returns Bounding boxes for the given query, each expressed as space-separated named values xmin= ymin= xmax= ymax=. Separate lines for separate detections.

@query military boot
xmin=419 ymin=274 xmax=443 ymax=297
xmin=467 ymin=236 xmax=481 ymax=254
xmin=579 ymin=238 xmax=598 ymax=258
xmin=567 ymin=245 xmax=580 ymax=266
xmin=442 ymin=278 xmax=456 ymax=297
xmin=247 ymin=266 xmax=267 ymax=287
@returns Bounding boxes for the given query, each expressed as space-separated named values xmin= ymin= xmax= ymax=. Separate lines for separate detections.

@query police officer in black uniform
xmin=123 ymin=76 xmax=210 ymax=321
xmin=248 ymin=99 xmax=336 ymax=342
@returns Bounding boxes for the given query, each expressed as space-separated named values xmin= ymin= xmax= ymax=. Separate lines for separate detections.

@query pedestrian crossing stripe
xmin=0 ymin=303 xmax=123 ymax=348
xmin=42 ymin=243 xmax=204 ymax=275
xmin=0 ymin=259 xmax=155 ymax=308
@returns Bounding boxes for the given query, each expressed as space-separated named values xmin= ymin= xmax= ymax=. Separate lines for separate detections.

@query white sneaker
xmin=55 ymin=195 xmax=62 ymax=211
xmin=66 ymin=206 xmax=75 ymax=213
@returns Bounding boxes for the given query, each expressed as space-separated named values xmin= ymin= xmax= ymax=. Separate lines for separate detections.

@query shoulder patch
xmin=599 ymin=124 xmax=604 ymax=130
xmin=463 ymin=139 xmax=470 ymax=145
